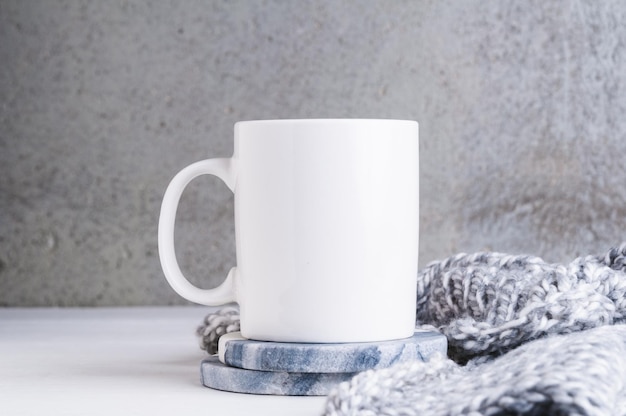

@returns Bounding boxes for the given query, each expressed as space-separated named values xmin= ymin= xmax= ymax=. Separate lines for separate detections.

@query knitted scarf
xmin=198 ymin=244 xmax=626 ymax=415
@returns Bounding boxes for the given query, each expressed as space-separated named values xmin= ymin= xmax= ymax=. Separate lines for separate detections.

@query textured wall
xmin=1 ymin=1 xmax=626 ymax=306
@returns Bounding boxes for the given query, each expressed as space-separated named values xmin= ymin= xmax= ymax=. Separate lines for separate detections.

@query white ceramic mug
xmin=158 ymin=119 xmax=419 ymax=343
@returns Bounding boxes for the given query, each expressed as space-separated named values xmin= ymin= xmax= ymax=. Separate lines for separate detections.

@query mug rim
xmin=235 ymin=118 xmax=418 ymax=127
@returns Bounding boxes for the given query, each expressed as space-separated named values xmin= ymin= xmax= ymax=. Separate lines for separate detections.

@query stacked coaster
xmin=200 ymin=330 xmax=447 ymax=396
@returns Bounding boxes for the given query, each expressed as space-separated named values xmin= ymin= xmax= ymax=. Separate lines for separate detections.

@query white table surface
xmin=0 ymin=307 xmax=326 ymax=416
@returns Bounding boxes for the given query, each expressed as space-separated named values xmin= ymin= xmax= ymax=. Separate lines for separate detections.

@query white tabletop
xmin=0 ymin=307 xmax=326 ymax=416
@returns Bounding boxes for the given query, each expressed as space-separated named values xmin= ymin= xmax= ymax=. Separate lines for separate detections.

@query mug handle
xmin=158 ymin=158 xmax=238 ymax=305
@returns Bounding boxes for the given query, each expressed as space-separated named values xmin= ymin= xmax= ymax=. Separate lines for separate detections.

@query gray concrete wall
xmin=1 ymin=0 xmax=625 ymax=306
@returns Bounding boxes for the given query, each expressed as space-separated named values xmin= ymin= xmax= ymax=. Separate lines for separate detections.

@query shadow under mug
xmin=158 ymin=119 xmax=419 ymax=343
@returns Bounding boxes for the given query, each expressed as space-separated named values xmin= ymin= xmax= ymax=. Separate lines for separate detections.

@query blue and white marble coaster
xmin=200 ymin=355 xmax=357 ymax=396
xmin=218 ymin=330 xmax=447 ymax=373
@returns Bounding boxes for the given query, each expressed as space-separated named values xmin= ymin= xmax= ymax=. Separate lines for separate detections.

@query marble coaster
xmin=218 ymin=330 xmax=447 ymax=373
xmin=200 ymin=355 xmax=356 ymax=396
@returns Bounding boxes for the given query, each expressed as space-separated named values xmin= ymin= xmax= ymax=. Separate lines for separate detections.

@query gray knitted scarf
xmin=198 ymin=244 xmax=626 ymax=415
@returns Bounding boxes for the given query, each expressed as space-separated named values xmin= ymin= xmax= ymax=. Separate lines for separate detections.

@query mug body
xmin=233 ymin=119 xmax=419 ymax=342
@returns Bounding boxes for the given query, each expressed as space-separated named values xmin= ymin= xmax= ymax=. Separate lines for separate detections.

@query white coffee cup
xmin=158 ymin=119 xmax=419 ymax=343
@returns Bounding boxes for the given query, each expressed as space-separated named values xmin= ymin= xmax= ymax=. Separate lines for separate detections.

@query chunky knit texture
xmin=198 ymin=243 xmax=626 ymax=415
xmin=197 ymin=304 xmax=239 ymax=355
xmin=324 ymin=325 xmax=626 ymax=415
xmin=415 ymin=243 xmax=626 ymax=363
